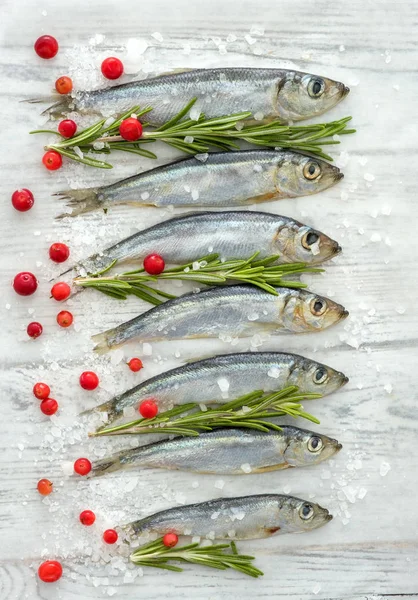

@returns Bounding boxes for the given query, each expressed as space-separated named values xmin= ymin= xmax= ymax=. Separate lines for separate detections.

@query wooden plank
xmin=0 ymin=0 xmax=417 ymax=598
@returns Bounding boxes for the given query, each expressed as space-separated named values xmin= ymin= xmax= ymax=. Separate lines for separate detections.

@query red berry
xmin=139 ymin=399 xmax=158 ymax=419
xmin=57 ymin=310 xmax=73 ymax=328
xmin=38 ymin=560 xmax=62 ymax=583
xmin=103 ymin=529 xmax=118 ymax=544
xmin=13 ymin=272 xmax=38 ymax=296
xmin=128 ymin=358 xmax=143 ymax=372
xmin=33 ymin=382 xmax=51 ymax=400
xmin=49 ymin=242 xmax=70 ymax=263
xmin=55 ymin=76 xmax=73 ymax=95
xmin=163 ymin=533 xmax=179 ymax=548
xmin=143 ymin=254 xmax=165 ymax=275
xmin=40 ymin=398 xmax=58 ymax=416
xmin=79 ymin=371 xmax=99 ymax=390
xmin=74 ymin=458 xmax=91 ymax=476
xmin=101 ymin=57 xmax=124 ymax=80
xmin=27 ymin=322 xmax=43 ymax=338
xmin=34 ymin=36 xmax=59 ymax=60
xmin=51 ymin=282 xmax=71 ymax=301
xmin=11 ymin=188 xmax=34 ymax=212
xmin=119 ymin=117 xmax=143 ymax=142
xmin=79 ymin=510 xmax=96 ymax=526
xmin=58 ymin=119 xmax=77 ymax=138
xmin=37 ymin=478 xmax=53 ymax=496
xmin=43 ymin=150 xmax=62 ymax=171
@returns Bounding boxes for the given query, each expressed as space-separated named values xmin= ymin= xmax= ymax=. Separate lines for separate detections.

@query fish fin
xmin=245 ymin=191 xmax=281 ymax=204
xmin=54 ymin=188 xmax=102 ymax=218
xmin=92 ymin=329 xmax=120 ymax=354
xmin=157 ymin=68 xmax=195 ymax=76
xmin=42 ymin=97 xmax=74 ymax=118
xmin=251 ymin=463 xmax=290 ymax=473
xmin=264 ymin=526 xmax=281 ymax=535
xmin=25 ymin=95 xmax=73 ymax=118
xmin=80 ymin=398 xmax=113 ymax=417
xmin=90 ymin=455 xmax=122 ymax=477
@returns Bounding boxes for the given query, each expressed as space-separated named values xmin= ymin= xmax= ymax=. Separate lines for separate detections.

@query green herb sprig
xmin=90 ymin=386 xmax=320 ymax=437
xmin=74 ymin=251 xmax=322 ymax=304
xmin=30 ymin=98 xmax=355 ymax=168
xmin=129 ymin=538 xmax=263 ymax=578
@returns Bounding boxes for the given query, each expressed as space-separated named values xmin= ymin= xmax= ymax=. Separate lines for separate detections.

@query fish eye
xmin=299 ymin=503 xmax=314 ymax=520
xmin=308 ymin=436 xmax=323 ymax=452
xmin=303 ymin=161 xmax=321 ymax=180
xmin=313 ymin=367 xmax=328 ymax=384
xmin=308 ymin=77 xmax=325 ymax=98
xmin=310 ymin=297 xmax=327 ymax=316
xmin=302 ymin=231 xmax=319 ymax=250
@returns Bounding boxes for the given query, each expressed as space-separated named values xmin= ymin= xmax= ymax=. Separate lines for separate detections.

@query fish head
xmin=283 ymin=428 xmax=342 ymax=467
xmin=276 ymin=72 xmax=349 ymax=121
xmin=292 ymin=357 xmax=349 ymax=395
xmin=281 ymin=290 xmax=349 ymax=333
xmin=274 ymin=155 xmax=343 ymax=197
xmin=286 ymin=497 xmax=333 ymax=532
xmin=273 ymin=223 xmax=341 ymax=265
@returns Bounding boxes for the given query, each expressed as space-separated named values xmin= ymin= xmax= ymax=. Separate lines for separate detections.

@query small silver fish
xmin=122 ymin=494 xmax=333 ymax=540
xmin=87 ymin=351 xmax=348 ymax=425
xmin=46 ymin=68 xmax=349 ymax=124
xmin=92 ymin=286 xmax=348 ymax=355
xmin=56 ymin=150 xmax=343 ymax=217
xmin=91 ymin=426 xmax=342 ymax=476
xmin=69 ymin=211 xmax=341 ymax=276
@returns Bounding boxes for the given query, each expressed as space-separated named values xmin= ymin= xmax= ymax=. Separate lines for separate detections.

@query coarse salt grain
xmin=380 ymin=461 xmax=391 ymax=477
xmin=151 ymin=32 xmax=164 ymax=42
xmin=142 ymin=343 xmax=152 ymax=356
xmin=240 ymin=463 xmax=252 ymax=473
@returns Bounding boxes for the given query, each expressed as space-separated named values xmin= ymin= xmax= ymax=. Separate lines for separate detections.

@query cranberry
xmin=101 ymin=57 xmax=124 ymax=80
xmin=11 ymin=189 xmax=34 ymax=212
xmin=143 ymin=254 xmax=165 ymax=275
xmin=119 ymin=117 xmax=143 ymax=141
xmin=13 ymin=272 xmax=38 ymax=296
xmin=49 ymin=243 xmax=70 ymax=263
xmin=38 ymin=560 xmax=62 ymax=582
xmin=34 ymin=36 xmax=59 ymax=59
xmin=27 ymin=322 xmax=43 ymax=338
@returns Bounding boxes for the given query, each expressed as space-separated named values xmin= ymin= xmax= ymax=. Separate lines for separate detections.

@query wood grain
xmin=1 ymin=0 xmax=417 ymax=598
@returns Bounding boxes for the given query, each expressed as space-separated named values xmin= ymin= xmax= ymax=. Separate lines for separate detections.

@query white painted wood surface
xmin=0 ymin=0 xmax=417 ymax=598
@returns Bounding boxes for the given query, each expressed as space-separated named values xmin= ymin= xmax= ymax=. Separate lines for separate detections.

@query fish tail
xmin=80 ymin=398 xmax=115 ymax=419
xmin=92 ymin=328 xmax=120 ymax=354
xmin=25 ymin=96 xmax=74 ymax=118
xmin=90 ymin=454 xmax=122 ymax=477
xmin=54 ymin=188 xmax=102 ymax=218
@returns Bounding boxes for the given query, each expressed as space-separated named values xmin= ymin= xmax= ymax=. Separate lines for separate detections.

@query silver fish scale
xmin=102 ymin=150 xmax=303 ymax=207
xmin=124 ymin=493 xmax=331 ymax=540
xmin=78 ymin=68 xmax=290 ymax=125
xmin=82 ymin=211 xmax=301 ymax=273
xmin=95 ymin=347 xmax=347 ymax=422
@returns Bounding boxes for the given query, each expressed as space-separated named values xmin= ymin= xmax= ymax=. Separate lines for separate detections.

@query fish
xmin=122 ymin=493 xmax=333 ymax=540
xmin=92 ymin=286 xmax=349 ymax=355
xmin=45 ymin=68 xmax=349 ymax=125
xmin=90 ymin=426 xmax=342 ymax=476
xmin=86 ymin=351 xmax=348 ymax=425
xmin=66 ymin=211 xmax=341 ymax=275
xmin=56 ymin=150 xmax=343 ymax=217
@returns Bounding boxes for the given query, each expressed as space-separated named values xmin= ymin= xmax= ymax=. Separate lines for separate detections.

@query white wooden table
xmin=1 ymin=0 xmax=417 ymax=598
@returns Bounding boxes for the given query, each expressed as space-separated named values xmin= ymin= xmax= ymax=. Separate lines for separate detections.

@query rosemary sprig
xmin=74 ymin=252 xmax=323 ymax=305
xmin=30 ymin=98 xmax=355 ymax=168
xmin=90 ymin=386 xmax=321 ymax=437
xmin=129 ymin=538 xmax=263 ymax=578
